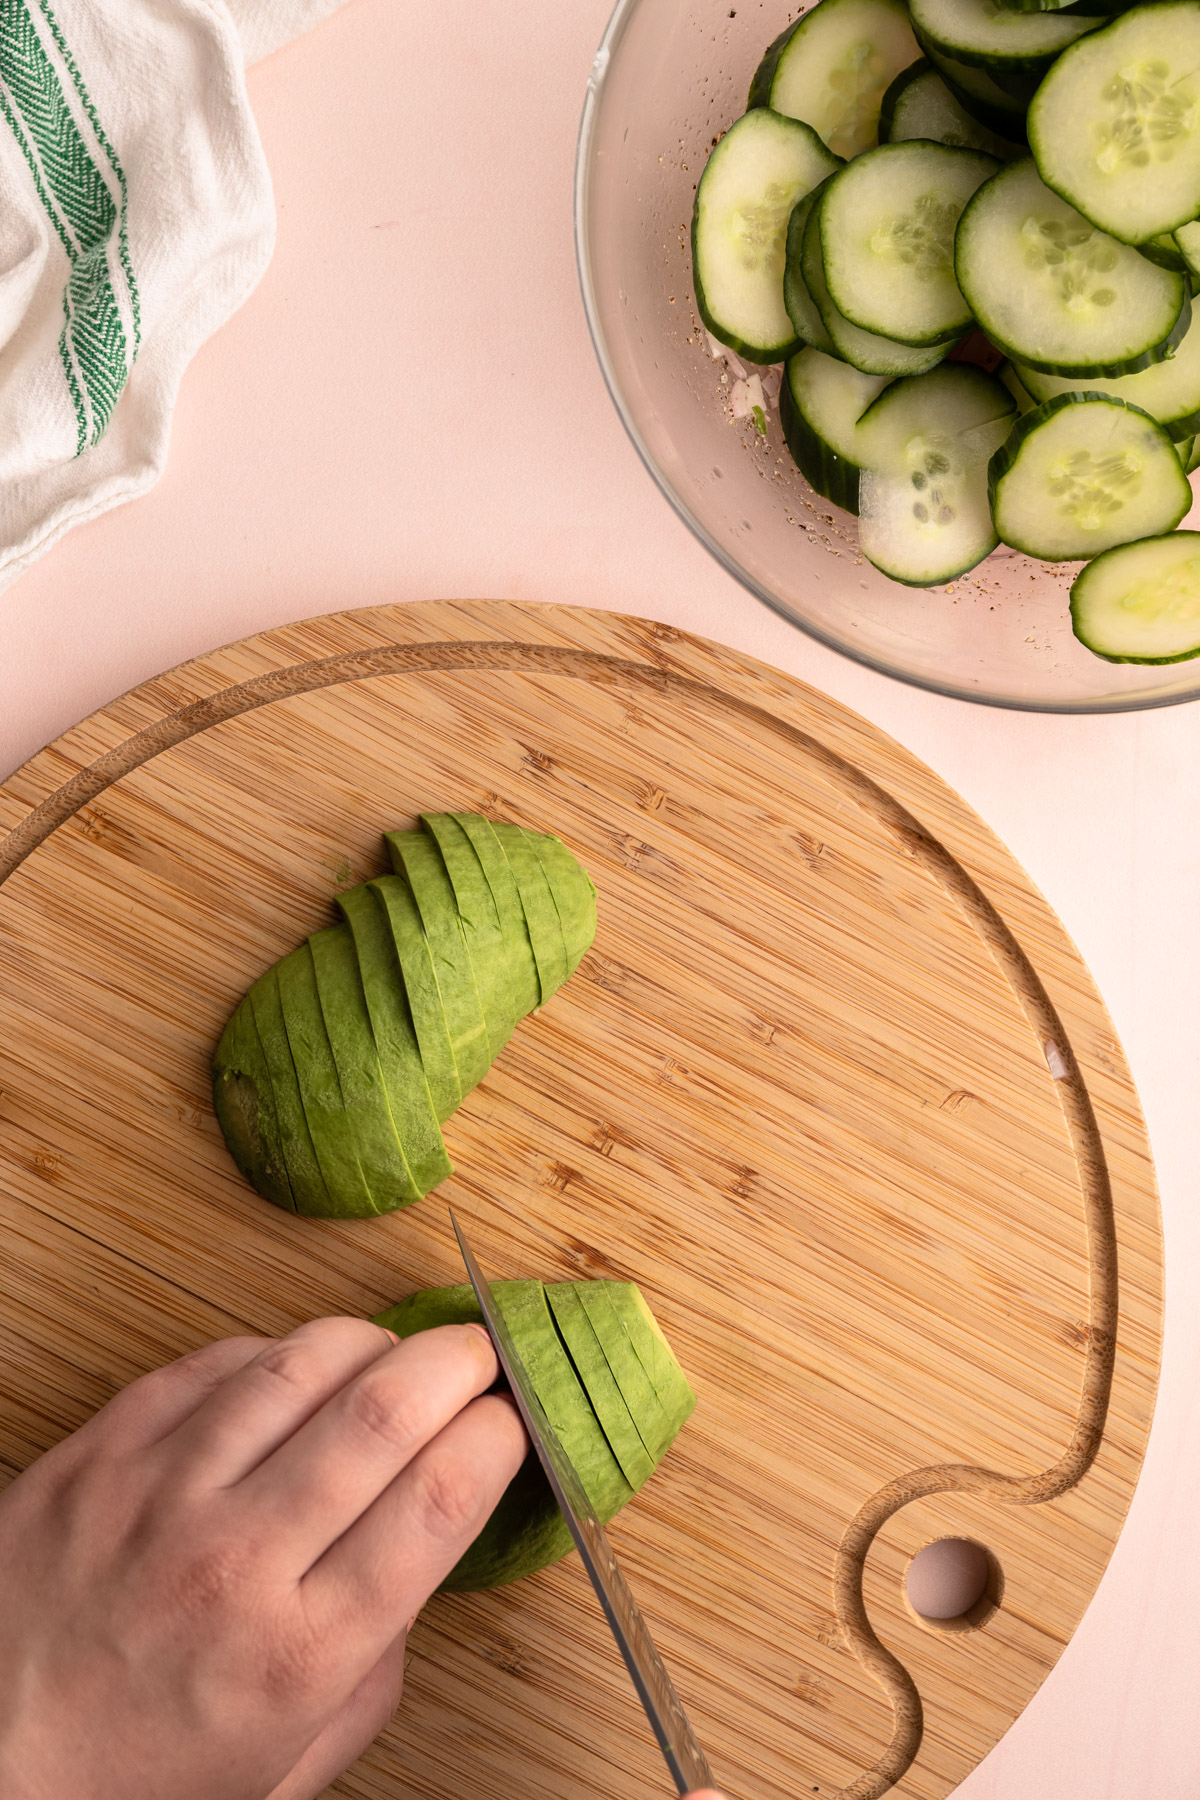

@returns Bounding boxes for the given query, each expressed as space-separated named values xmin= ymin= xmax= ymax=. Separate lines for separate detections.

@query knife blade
xmin=449 ymin=1211 xmax=714 ymax=1797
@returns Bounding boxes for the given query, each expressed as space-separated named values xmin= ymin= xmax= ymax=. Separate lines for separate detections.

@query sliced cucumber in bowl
xmin=988 ymin=393 xmax=1193 ymax=559
xmin=909 ymin=0 xmax=1100 ymax=71
xmin=879 ymin=57 xmax=1024 ymax=156
xmin=1012 ymin=309 xmax=1200 ymax=440
xmin=799 ymin=178 xmax=951 ymax=374
xmin=919 ymin=37 xmax=1031 ymax=138
xmin=1072 ymin=532 xmax=1200 ymax=663
xmin=1029 ymin=2 xmax=1200 ymax=242
xmin=784 ymin=186 xmax=840 ymax=354
xmin=819 ymin=139 xmax=997 ymax=345
xmin=691 ymin=109 xmax=841 ymax=362
xmin=748 ymin=0 xmax=920 ymax=158
xmin=855 ymin=362 xmax=1017 ymax=582
xmin=780 ymin=347 xmax=893 ymax=511
xmin=955 ymin=158 xmax=1190 ymax=375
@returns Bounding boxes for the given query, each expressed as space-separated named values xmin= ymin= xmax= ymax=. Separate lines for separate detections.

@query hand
xmin=0 ymin=1317 xmax=527 ymax=1800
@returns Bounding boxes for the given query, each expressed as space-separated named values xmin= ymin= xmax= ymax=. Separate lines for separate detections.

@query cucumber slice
xmin=691 ymin=109 xmax=841 ymax=362
xmin=992 ymin=0 xmax=1132 ymax=14
xmin=910 ymin=0 xmax=1100 ymax=70
xmin=801 ymin=180 xmax=951 ymax=374
xmin=1189 ymin=436 xmax=1200 ymax=472
xmin=820 ymin=140 xmax=997 ymax=345
xmin=854 ymin=363 xmax=1017 ymax=581
xmin=748 ymin=0 xmax=920 ymax=159
xmin=955 ymin=158 xmax=1189 ymax=375
xmin=1029 ymin=4 xmax=1200 ymax=242
xmin=920 ymin=38 xmax=1031 ymax=138
xmin=1071 ymin=531 xmax=1200 ymax=661
xmin=998 ymin=358 xmax=1037 ymax=411
xmin=1013 ymin=309 xmax=1200 ymax=439
xmin=781 ymin=347 xmax=893 ymax=510
xmin=879 ymin=58 xmax=1024 ymax=157
xmin=1175 ymin=220 xmax=1200 ymax=280
xmin=784 ymin=187 xmax=840 ymax=353
xmin=988 ymin=394 xmax=1192 ymax=558
xmin=1177 ymin=433 xmax=1196 ymax=467
xmin=1139 ymin=233 xmax=1190 ymax=274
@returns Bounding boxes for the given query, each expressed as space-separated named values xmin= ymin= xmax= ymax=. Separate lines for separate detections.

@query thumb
xmin=687 ymin=1792 xmax=732 ymax=1799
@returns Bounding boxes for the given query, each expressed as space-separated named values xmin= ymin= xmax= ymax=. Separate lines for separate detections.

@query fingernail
xmin=380 ymin=1327 xmax=401 ymax=1346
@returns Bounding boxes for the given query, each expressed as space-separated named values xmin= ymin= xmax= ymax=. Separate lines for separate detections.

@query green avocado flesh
xmin=385 ymin=829 xmax=492 ymax=1091
xmin=373 ymin=1277 xmax=692 ymax=1590
xmin=449 ymin=814 xmax=541 ymax=1023
xmin=212 ymin=815 xmax=596 ymax=1216
xmin=490 ymin=822 xmax=569 ymax=1005
xmin=249 ymin=969 xmax=330 ymax=1214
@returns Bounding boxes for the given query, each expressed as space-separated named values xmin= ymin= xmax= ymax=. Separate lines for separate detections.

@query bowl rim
xmin=572 ymin=0 xmax=1200 ymax=716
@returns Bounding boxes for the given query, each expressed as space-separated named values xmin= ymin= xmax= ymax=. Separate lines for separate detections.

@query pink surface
xmin=3 ymin=1 xmax=1199 ymax=1793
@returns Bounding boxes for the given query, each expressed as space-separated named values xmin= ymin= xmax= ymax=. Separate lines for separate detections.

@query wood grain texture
xmin=0 ymin=600 xmax=1161 ymax=1800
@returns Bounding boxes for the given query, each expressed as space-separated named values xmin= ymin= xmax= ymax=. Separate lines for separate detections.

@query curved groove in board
xmin=0 ymin=635 xmax=1118 ymax=1800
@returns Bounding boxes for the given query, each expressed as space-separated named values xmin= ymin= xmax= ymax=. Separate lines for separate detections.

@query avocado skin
xmin=373 ymin=1277 xmax=691 ymax=1590
xmin=212 ymin=999 xmax=294 ymax=1212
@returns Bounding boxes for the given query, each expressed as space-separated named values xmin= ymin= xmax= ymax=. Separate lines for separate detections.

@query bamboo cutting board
xmin=0 ymin=600 xmax=1161 ymax=1800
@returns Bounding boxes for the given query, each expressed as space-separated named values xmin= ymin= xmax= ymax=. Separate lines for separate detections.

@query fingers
xmin=230 ymin=1325 xmax=501 ymax=1570
xmin=301 ymin=1391 xmax=527 ymax=1649
xmin=157 ymin=1316 xmax=402 ymax=1486
xmin=260 ymin=1630 xmax=408 ymax=1800
xmin=19 ymin=1338 xmax=276 ymax=1492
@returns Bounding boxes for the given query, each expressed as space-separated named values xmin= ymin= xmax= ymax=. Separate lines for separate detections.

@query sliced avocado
xmin=450 ymin=813 xmax=541 ymax=1020
xmin=490 ymin=821 xmax=568 ymax=1004
xmin=309 ymin=923 xmax=420 ymax=1212
xmin=421 ymin=813 xmax=521 ymax=1052
xmin=248 ymin=966 xmax=331 ymax=1215
xmin=376 ymin=1279 xmax=632 ymax=1591
xmin=575 ymin=1281 xmax=678 ymax=1462
xmin=525 ymin=828 xmax=598 ymax=978
xmin=546 ymin=1282 xmax=655 ymax=1489
xmin=276 ymin=941 xmax=379 ymax=1216
xmin=600 ymin=1281 xmax=697 ymax=1426
xmin=368 ymin=875 xmax=461 ymax=1123
xmin=212 ymin=997 xmax=295 ymax=1211
xmin=385 ymin=830 xmax=491 ymax=1092
xmin=336 ymin=884 xmax=452 ymax=1197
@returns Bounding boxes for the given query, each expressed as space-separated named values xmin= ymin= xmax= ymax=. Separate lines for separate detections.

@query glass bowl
xmin=574 ymin=0 xmax=1200 ymax=712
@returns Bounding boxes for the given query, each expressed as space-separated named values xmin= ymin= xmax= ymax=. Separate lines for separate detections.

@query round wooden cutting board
xmin=0 ymin=600 xmax=1161 ymax=1800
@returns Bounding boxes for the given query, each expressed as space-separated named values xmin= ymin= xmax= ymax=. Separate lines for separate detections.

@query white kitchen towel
xmin=0 ymin=0 xmax=347 ymax=592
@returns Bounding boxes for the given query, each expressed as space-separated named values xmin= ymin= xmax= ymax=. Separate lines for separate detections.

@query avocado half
xmin=212 ymin=814 xmax=596 ymax=1217
xmin=374 ymin=1278 xmax=695 ymax=1591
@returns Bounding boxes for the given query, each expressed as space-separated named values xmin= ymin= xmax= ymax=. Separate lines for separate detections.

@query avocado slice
xmin=336 ymin=884 xmax=452 ymax=1197
xmin=212 ymin=997 xmax=295 ymax=1212
xmin=599 ymin=1281 xmax=697 ymax=1426
xmin=490 ymin=821 xmax=568 ymax=1004
xmin=420 ymin=813 xmax=521 ymax=1051
xmin=309 ymin=923 xmax=420 ymax=1212
xmin=525 ymin=828 xmax=598 ymax=978
xmin=276 ymin=941 xmax=379 ymax=1216
xmin=546 ymin=1282 xmax=655 ymax=1489
xmin=368 ymin=875 xmax=460 ymax=1123
xmin=376 ymin=1279 xmax=632 ymax=1591
xmin=574 ymin=1281 xmax=679 ymax=1462
xmin=385 ymin=830 xmax=491 ymax=1092
xmin=248 ymin=966 xmax=332 ymax=1215
xmin=450 ymin=813 xmax=541 ymax=1019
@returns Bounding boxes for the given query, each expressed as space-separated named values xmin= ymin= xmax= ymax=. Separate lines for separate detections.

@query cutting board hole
xmin=905 ymin=1538 xmax=1001 ymax=1632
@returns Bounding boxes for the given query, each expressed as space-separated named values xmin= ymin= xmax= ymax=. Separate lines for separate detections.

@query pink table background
xmin=4 ymin=1 xmax=1198 ymax=1792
